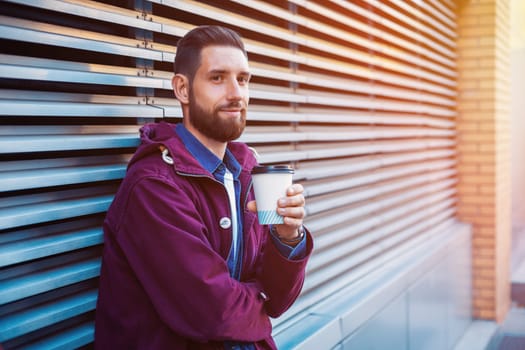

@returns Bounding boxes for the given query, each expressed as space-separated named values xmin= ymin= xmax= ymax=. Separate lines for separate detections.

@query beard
xmin=188 ymin=92 xmax=247 ymax=143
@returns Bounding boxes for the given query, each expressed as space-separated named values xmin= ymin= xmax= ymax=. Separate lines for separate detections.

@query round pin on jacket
xmin=219 ymin=217 xmax=231 ymax=229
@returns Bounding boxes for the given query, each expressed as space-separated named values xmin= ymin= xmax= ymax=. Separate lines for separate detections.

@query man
xmin=95 ymin=25 xmax=313 ymax=349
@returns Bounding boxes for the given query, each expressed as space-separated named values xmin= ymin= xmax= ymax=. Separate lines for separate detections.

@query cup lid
xmin=251 ymin=165 xmax=294 ymax=174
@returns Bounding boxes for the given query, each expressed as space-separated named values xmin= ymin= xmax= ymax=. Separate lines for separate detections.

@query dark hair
xmin=174 ymin=25 xmax=247 ymax=82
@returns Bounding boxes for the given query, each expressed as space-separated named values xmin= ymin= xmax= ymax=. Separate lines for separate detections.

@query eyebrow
xmin=207 ymin=69 xmax=251 ymax=77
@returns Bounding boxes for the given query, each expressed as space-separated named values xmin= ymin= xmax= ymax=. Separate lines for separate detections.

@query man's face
xmin=187 ymin=45 xmax=251 ymax=143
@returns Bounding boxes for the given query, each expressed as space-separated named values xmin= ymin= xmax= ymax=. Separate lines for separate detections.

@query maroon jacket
xmin=95 ymin=122 xmax=313 ymax=349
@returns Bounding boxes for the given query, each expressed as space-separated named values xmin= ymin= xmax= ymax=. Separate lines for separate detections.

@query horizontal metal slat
xmin=0 ymin=16 xmax=162 ymax=60
xmin=0 ymin=88 xmax=152 ymax=105
xmin=0 ymin=154 xmax=130 ymax=192
xmin=0 ymin=217 xmax=101 ymax=244
xmin=0 ymin=162 xmax=127 ymax=192
xmin=378 ymin=149 xmax=455 ymax=166
xmin=300 ymin=92 xmax=455 ymax=116
xmin=293 ymin=138 xmax=454 ymax=159
xmin=0 ymin=124 xmax=141 ymax=136
xmin=0 ymin=289 xmax=97 ymax=342
xmin=0 ymin=99 xmax=156 ymax=117
xmin=254 ymin=138 xmax=455 ymax=164
xmin=0 ymin=91 xmax=162 ymax=118
xmin=0 ymin=123 xmax=141 ymax=153
xmin=5 ymin=0 xmax=160 ymax=31
xmin=0 ymin=54 xmax=164 ymax=88
xmin=296 ymin=137 xmax=455 ymax=153
xmin=0 ymin=258 xmax=101 ymax=304
xmin=300 ymin=125 xmax=455 ymax=138
xmin=294 ymin=149 xmax=455 ymax=181
xmin=247 ymin=107 xmax=456 ymax=127
xmin=0 ymin=187 xmax=115 ymax=230
xmin=0 ymin=196 xmax=112 ymax=230
xmin=0 ymin=134 xmax=139 ymax=154
xmin=21 ymin=322 xmax=94 ymax=350
xmin=240 ymin=127 xmax=454 ymax=144
xmin=0 ymin=228 xmax=103 ymax=267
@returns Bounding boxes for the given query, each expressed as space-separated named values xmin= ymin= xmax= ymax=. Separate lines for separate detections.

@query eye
xmin=211 ymin=75 xmax=223 ymax=82
xmin=238 ymin=75 xmax=250 ymax=85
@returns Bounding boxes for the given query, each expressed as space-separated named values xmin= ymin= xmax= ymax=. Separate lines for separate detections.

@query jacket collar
xmin=175 ymin=124 xmax=241 ymax=180
xmin=135 ymin=121 xmax=257 ymax=178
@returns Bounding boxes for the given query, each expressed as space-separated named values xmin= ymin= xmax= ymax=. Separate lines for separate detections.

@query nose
xmin=226 ymin=78 xmax=242 ymax=100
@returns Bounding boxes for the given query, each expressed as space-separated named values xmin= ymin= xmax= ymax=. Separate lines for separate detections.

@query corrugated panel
xmin=0 ymin=0 xmax=458 ymax=348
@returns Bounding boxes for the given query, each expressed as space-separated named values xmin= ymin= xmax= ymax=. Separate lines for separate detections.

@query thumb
xmin=246 ymin=200 xmax=257 ymax=213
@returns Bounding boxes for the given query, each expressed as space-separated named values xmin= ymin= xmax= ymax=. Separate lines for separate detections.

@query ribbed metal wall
xmin=0 ymin=1 xmax=457 ymax=348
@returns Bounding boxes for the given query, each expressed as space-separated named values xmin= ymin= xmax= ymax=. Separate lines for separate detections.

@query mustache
xmin=219 ymin=101 xmax=246 ymax=109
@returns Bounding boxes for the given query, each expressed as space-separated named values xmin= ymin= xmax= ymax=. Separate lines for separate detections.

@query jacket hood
xmin=130 ymin=121 xmax=258 ymax=175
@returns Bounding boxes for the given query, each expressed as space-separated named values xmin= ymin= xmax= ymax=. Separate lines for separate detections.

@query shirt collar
xmin=175 ymin=123 xmax=241 ymax=178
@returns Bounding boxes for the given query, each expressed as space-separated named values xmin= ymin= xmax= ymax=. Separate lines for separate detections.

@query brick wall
xmin=456 ymin=0 xmax=511 ymax=322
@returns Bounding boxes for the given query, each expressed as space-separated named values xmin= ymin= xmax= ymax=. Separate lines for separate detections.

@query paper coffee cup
xmin=251 ymin=165 xmax=294 ymax=225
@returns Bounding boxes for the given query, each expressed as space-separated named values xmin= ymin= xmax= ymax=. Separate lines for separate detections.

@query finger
xmin=282 ymin=216 xmax=304 ymax=228
xmin=246 ymin=200 xmax=257 ymax=213
xmin=277 ymin=206 xmax=305 ymax=220
xmin=278 ymin=194 xmax=305 ymax=208
xmin=286 ymin=183 xmax=304 ymax=196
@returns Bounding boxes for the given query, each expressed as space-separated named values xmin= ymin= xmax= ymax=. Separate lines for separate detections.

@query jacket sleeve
xmin=112 ymin=175 xmax=271 ymax=342
xmin=257 ymin=226 xmax=313 ymax=318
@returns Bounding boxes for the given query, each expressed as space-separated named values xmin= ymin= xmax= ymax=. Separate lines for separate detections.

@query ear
xmin=172 ymin=74 xmax=190 ymax=104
